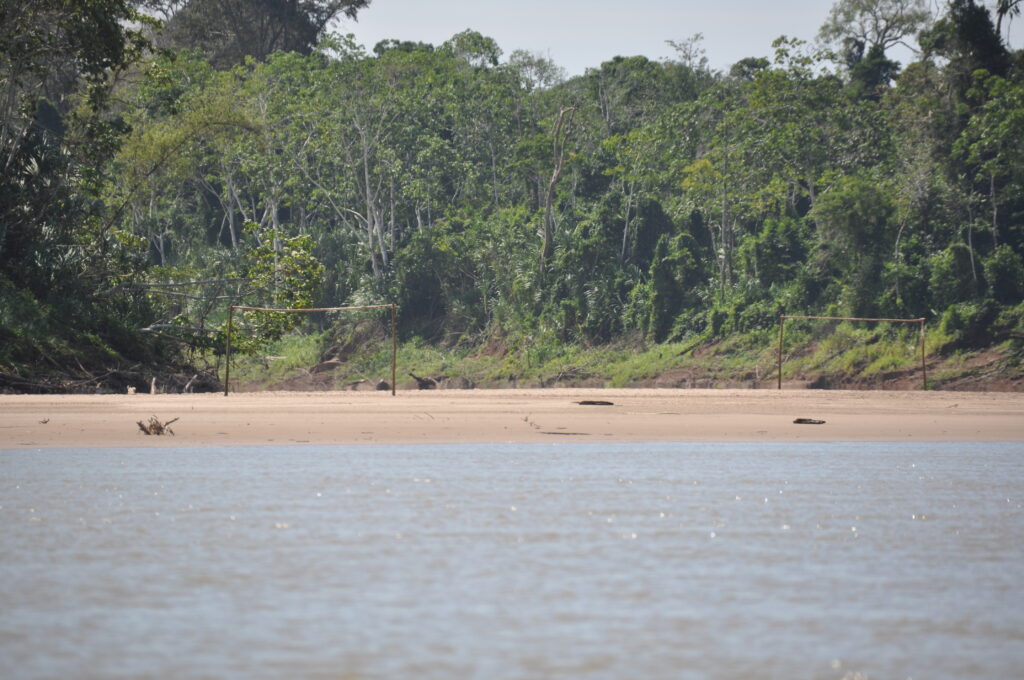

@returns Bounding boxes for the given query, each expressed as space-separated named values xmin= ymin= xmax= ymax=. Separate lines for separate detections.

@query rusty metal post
xmin=777 ymin=315 xmax=785 ymax=390
xmin=224 ymin=305 xmax=234 ymax=396
xmin=920 ymin=318 xmax=927 ymax=390
xmin=391 ymin=303 xmax=397 ymax=396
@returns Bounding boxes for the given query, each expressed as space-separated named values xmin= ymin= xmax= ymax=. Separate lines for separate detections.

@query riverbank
xmin=2 ymin=388 xmax=1023 ymax=449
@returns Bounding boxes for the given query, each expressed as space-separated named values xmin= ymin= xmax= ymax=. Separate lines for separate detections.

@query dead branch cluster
xmin=137 ymin=415 xmax=179 ymax=436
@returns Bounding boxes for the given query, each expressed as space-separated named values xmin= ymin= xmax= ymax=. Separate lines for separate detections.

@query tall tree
xmin=955 ymin=72 xmax=1024 ymax=250
xmin=818 ymin=0 xmax=931 ymax=53
xmin=539 ymin=105 xmax=576 ymax=271
xmin=996 ymin=0 xmax=1022 ymax=37
xmin=1 ymin=0 xmax=158 ymax=375
xmin=920 ymin=0 xmax=1010 ymax=83
xmin=157 ymin=0 xmax=370 ymax=68
xmin=1 ymin=0 xmax=149 ymax=289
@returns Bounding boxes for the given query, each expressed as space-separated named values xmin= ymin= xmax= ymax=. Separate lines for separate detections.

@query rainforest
xmin=2 ymin=0 xmax=1023 ymax=393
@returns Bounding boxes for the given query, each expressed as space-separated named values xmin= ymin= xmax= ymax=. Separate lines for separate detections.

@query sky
xmin=337 ymin=0 xmax=1023 ymax=77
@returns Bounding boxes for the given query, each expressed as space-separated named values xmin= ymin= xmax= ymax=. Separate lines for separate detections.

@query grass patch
xmin=221 ymin=316 xmax=1008 ymax=392
xmin=230 ymin=331 xmax=326 ymax=388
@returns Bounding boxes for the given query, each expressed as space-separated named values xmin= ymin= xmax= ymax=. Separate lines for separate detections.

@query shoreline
xmin=2 ymin=388 xmax=1024 ymax=449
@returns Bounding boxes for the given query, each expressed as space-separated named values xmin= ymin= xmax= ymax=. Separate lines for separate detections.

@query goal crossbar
xmin=224 ymin=303 xmax=397 ymax=396
xmin=777 ymin=314 xmax=927 ymax=390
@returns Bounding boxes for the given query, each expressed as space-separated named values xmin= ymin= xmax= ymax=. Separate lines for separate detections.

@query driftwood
xmin=409 ymin=372 xmax=437 ymax=390
xmin=575 ymin=400 xmax=614 ymax=406
xmin=0 ymin=370 xmax=115 ymax=393
xmin=1 ymin=368 xmax=218 ymax=395
xmin=137 ymin=415 xmax=179 ymax=436
xmin=793 ymin=418 xmax=826 ymax=425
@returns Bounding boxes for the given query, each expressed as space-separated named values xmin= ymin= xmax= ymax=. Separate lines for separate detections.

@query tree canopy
xmin=152 ymin=0 xmax=371 ymax=67
xmin=2 ymin=0 xmax=1023 ymax=390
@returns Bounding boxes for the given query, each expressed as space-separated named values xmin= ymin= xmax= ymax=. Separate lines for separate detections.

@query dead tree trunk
xmin=540 ymin=106 xmax=576 ymax=272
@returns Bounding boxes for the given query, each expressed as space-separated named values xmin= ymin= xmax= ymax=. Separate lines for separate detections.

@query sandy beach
xmin=1 ymin=388 xmax=1023 ymax=449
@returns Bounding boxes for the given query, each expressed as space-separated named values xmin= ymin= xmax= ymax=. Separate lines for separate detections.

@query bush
xmin=707 ymin=307 xmax=728 ymax=336
xmin=984 ymin=245 xmax=1024 ymax=305
xmin=929 ymin=244 xmax=983 ymax=309
xmin=940 ymin=300 xmax=998 ymax=349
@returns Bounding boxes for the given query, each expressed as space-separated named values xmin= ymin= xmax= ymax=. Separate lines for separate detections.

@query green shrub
xmin=984 ymin=245 xmax=1024 ymax=305
xmin=707 ymin=307 xmax=728 ymax=336
xmin=930 ymin=244 xmax=983 ymax=309
xmin=940 ymin=300 xmax=998 ymax=349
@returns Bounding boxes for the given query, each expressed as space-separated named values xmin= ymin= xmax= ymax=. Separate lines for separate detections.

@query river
xmin=2 ymin=442 xmax=1023 ymax=679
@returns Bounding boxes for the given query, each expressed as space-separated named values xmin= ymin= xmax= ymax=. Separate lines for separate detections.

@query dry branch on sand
xmin=137 ymin=415 xmax=179 ymax=435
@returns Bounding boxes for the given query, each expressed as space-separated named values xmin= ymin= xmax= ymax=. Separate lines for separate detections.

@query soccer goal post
xmin=776 ymin=314 xmax=927 ymax=391
xmin=224 ymin=303 xmax=397 ymax=396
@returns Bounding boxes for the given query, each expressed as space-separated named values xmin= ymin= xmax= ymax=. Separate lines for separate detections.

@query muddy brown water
xmin=2 ymin=442 xmax=1023 ymax=679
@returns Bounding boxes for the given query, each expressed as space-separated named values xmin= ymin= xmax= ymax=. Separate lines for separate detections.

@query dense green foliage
xmin=0 ymin=0 xmax=164 ymax=388
xmin=3 ymin=0 xmax=1024 ymax=389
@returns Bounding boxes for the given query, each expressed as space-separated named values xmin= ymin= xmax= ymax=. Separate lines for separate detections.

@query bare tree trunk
xmin=390 ymin=177 xmax=396 ymax=252
xmin=375 ymin=211 xmax=389 ymax=271
xmin=966 ymin=202 xmax=977 ymax=283
xmin=804 ymin=162 xmax=817 ymax=209
xmin=360 ymin=129 xmax=382 ymax=280
xmin=893 ymin=218 xmax=908 ymax=307
xmin=620 ymin=179 xmax=634 ymax=262
xmin=227 ymin=177 xmax=246 ymax=248
xmin=990 ymin=172 xmax=999 ymax=249
xmin=721 ymin=178 xmax=731 ymax=296
xmin=489 ymin=139 xmax=499 ymax=207
xmin=540 ymin=106 xmax=576 ymax=271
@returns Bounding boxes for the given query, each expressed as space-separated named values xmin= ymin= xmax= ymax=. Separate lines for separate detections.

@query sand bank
xmin=2 ymin=388 xmax=1023 ymax=449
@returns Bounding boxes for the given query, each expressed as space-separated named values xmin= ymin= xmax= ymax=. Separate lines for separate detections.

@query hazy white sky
xmin=338 ymin=0 xmax=822 ymax=75
xmin=337 ymin=0 xmax=1022 ymax=76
